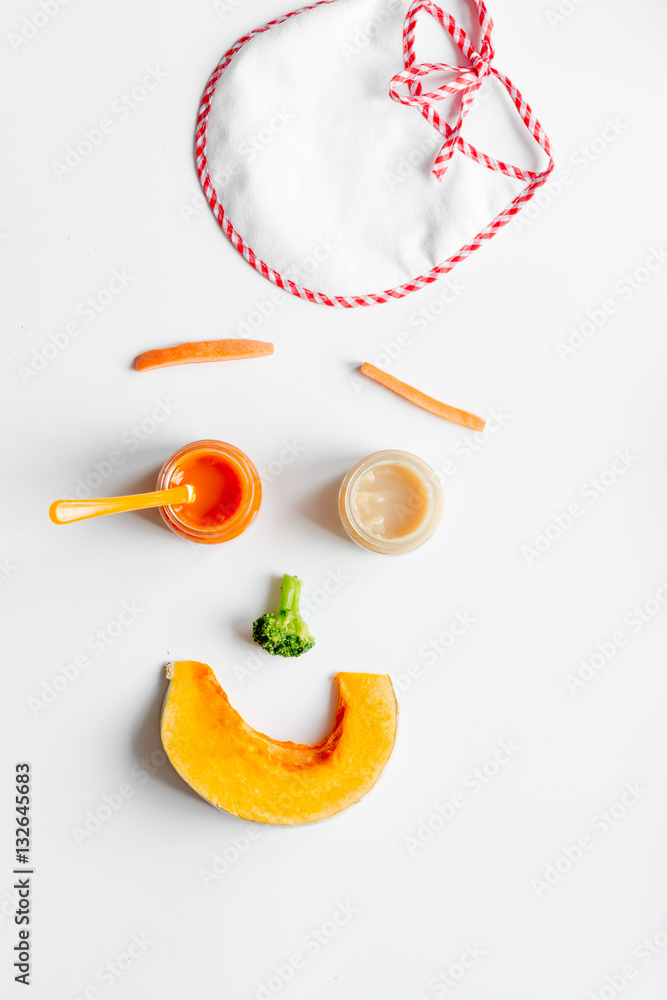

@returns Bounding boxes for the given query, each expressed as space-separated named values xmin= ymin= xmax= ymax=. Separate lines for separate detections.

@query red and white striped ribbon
xmin=389 ymin=0 xmax=551 ymax=187
xmin=196 ymin=0 xmax=555 ymax=307
xmin=390 ymin=0 xmax=495 ymax=180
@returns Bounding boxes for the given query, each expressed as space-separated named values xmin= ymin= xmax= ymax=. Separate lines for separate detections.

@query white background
xmin=2 ymin=0 xmax=667 ymax=998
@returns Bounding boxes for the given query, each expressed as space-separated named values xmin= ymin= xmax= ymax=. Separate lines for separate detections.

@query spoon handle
xmin=49 ymin=484 xmax=194 ymax=525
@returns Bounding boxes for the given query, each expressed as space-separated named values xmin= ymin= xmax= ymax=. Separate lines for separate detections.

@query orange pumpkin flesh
xmin=160 ymin=661 xmax=398 ymax=825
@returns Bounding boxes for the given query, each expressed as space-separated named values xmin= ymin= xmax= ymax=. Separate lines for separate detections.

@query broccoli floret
xmin=252 ymin=574 xmax=315 ymax=657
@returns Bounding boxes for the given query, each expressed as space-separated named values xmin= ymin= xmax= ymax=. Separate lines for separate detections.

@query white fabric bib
xmin=196 ymin=0 xmax=553 ymax=306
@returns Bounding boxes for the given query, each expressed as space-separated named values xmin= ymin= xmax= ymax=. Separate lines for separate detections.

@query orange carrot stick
xmin=135 ymin=339 xmax=274 ymax=372
xmin=359 ymin=363 xmax=486 ymax=432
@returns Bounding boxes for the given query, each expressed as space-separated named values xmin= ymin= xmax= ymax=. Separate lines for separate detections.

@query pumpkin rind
xmin=160 ymin=661 xmax=398 ymax=825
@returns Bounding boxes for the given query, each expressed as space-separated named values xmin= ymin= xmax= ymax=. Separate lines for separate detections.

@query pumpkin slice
xmin=160 ymin=661 xmax=398 ymax=825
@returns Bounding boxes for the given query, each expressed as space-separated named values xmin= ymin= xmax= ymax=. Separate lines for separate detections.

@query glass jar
xmin=338 ymin=450 xmax=443 ymax=554
xmin=157 ymin=440 xmax=262 ymax=544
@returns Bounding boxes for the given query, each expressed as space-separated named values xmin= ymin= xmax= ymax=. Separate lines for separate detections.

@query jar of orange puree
xmin=157 ymin=440 xmax=261 ymax=544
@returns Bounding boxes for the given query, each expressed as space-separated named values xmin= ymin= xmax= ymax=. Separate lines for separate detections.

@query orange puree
xmin=169 ymin=451 xmax=244 ymax=529
xmin=158 ymin=440 xmax=261 ymax=544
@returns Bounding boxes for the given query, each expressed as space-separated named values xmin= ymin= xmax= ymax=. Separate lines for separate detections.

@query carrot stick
xmin=359 ymin=363 xmax=486 ymax=432
xmin=135 ymin=339 xmax=274 ymax=372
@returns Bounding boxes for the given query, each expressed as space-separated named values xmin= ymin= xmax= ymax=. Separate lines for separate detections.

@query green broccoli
xmin=252 ymin=574 xmax=315 ymax=657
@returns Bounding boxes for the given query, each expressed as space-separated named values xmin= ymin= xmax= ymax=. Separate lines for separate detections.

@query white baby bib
xmin=196 ymin=0 xmax=554 ymax=306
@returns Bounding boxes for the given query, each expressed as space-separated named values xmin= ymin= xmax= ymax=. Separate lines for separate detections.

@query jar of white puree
xmin=338 ymin=450 xmax=444 ymax=554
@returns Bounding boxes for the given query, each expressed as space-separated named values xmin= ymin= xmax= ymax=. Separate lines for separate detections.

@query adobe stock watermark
xmin=565 ymin=579 xmax=667 ymax=694
xmin=235 ymin=109 xmax=296 ymax=164
xmin=51 ymin=66 xmax=168 ymax=181
xmin=521 ymin=448 xmax=638 ymax=566
xmin=392 ymin=610 xmax=477 ymax=695
xmin=530 ymin=782 xmax=647 ymax=897
xmin=219 ymin=238 xmax=338 ymax=335
xmin=384 ymin=133 xmax=433 ymax=191
xmin=384 ymin=89 xmax=491 ymax=190
xmin=0 ymin=884 xmax=20 ymax=931
xmin=180 ymin=109 xmax=298 ymax=222
xmin=233 ymin=569 xmax=350 ymax=683
xmin=302 ymin=568 xmax=350 ymax=620
xmin=404 ymin=740 xmax=520 ymax=855
xmin=587 ymin=917 xmax=667 ymax=1000
xmin=257 ymin=440 xmax=306 ymax=487
xmin=434 ymin=406 xmax=510 ymax=482
xmin=63 ymin=933 xmax=153 ymax=999
xmin=70 ymin=751 xmax=166 ymax=846
xmin=214 ymin=108 xmax=297 ymax=189
xmin=178 ymin=188 xmax=208 ymax=225
xmin=198 ymin=825 xmax=262 ymax=888
xmin=27 ymin=601 xmax=145 ymax=716
xmin=545 ymin=0 xmax=592 ymax=30
xmin=64 ymin=397 xmax=179 ymax=499
xmin=17 ymin=268 xmax=134 ymax=384
xmin=416 ymin=943 xmax=486 ymax=998
xmin=241 ymin=900 xmax=358 ymax=1000
xmin=8 ymin=0 xmax=74 ymax=53
xmin=555 ymin=246 xmax=667 ymax=361
xmin=0 ymin=557 xmax=16 ymax=584
xmin=212 ymin=0 xmax=246 ymax=20
xmin=514 ymin=117 xmax=628 ymax=233
xmin=351 ymin=276 xmax=466 ymax=395
xmin=340 ymin=0 xmax=402 ymax=61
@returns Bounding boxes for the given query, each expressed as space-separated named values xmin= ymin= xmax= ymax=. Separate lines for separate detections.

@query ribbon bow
xmin=389 ymin=0 xmax=496 ymax=181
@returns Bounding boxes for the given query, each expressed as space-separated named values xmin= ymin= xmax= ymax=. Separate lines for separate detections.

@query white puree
xmin=352 ymin=463 xmax=430 ymax=539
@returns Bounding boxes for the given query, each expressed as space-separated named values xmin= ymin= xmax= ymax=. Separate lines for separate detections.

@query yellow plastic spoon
xmin=49 ymin=484 xmax=194 ymax=525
